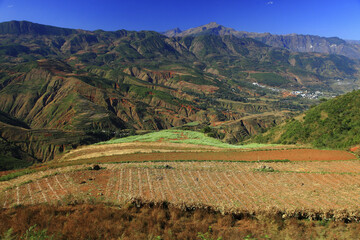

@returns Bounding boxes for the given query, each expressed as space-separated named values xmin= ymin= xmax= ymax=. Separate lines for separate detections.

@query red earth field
xmin=2 ymin=152 xmax=360 ymax=221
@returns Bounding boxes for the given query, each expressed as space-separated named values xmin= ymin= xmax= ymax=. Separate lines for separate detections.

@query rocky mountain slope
xmin=164 ymin=22 xmax=360 ymax=59
xmin=1 ymin=20 xmax=360 ymax=164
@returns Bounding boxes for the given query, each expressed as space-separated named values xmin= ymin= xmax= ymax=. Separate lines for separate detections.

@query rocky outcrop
xmin=218 ymin=113 xmax=291 ymax=143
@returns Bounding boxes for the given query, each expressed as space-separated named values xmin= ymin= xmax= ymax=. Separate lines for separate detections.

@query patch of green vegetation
xmin=76 ymin=52 xmax=97 ymax=63
xmin=290 ymin=53 xmax=356 ymax=77
xmin=172 ymin=74 xmax=213 ymax=85
xmin=184 ymin=121 xmax=200 ymax=127
xmin=0 ymin=169 xmax=36 ymax=182
xmin=190 ymin=35 xmax=228 ymax=59
xmin=256 ymin=89 xmax=360 ymax=149
xmin=115 ymin=42 xmax=143 ymax=60
xmin=44 ymin=92 xmax=78 ymax=122
xmin=11 ymin=61 xmax=38 ymax=73
xmin=19 ymin=180 xmax=33 ymax=186
xmin=75 ymin=75 xmax=114 ymax=88
xmin=1 ymin=224 xmax=55 ymax=240
xmin=41 ymin=172 xmax=60 ymax=178
xmin=327 ymin=54 xmax=356 ymax=75
xmin=128 ymin=85 xmax=191 ymax=106
xmin=97 ymin=129 xmax=276 ymax=149
xmin=197 ymin=226 xmax=223 ymax=240
xmin=250 ymin=73 xmax=289 ymax=87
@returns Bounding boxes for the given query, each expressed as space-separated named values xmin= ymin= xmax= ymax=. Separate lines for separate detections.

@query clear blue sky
xmin=0 ymin=0 xmax=359 ymax=40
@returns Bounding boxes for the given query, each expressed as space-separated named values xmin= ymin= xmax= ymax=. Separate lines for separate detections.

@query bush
xmin=1 ymin=225 xmax=54 ymax=240
xmin=21 ymin=225 xmax=54 ymax=240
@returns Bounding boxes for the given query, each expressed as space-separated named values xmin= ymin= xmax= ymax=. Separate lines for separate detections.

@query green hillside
xmin=255 ymin=90 xmax=360 ymax=149
xmin=97 ymin=129 xmax=274 ymax=149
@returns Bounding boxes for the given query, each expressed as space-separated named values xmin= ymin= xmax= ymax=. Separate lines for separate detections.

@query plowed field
xmin=61 ymin=142 xmax=356 ymax=162
xmin=2 ymin=159 xmax=360 ymax=218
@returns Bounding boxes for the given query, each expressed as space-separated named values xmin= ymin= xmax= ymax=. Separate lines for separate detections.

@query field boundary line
xmin=3 ymin=191 xmax=7 ymax=208
xmin=36 ymin=181 xmax=47 ymax=203
xmin=156 ymin=170 xmax=166 ymax=200
xmin=117 ymin=169 xmax=124 ymax=202
xmin=146 ymin=168 xmax=154 ymax=200
xmin=45 ymin=178 xmax=60 ymax=201
xmin=16 ymin=186 xmax=20 ymax=205
xmin=129 ymin=169 xmax=133 ymax=197
xmin=104 ymin=170 xmax=115 ymax=198
xmin=55 ymin=175 xmax=67 ymax=193
xmin=137 ymin=169 xmax=142 ymax=198
xmin=27 ymin=184 xmax=34 ymax=205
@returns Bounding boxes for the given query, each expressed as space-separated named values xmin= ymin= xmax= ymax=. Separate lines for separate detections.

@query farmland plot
xmin=2 ymin=161 xmax=360 ymax=216
xmin=61 ymin=142 xmax=356 ymax=163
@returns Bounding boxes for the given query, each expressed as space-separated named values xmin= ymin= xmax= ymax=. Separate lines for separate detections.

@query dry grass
xmin=1 ymin=201 xmax=360 ymax=240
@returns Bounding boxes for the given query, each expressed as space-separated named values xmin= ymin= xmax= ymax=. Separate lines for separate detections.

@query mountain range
xmin=163 ymin=22 xmax=360 ymax=60
xmin=1 ymin=20 xmax=360 ymax=167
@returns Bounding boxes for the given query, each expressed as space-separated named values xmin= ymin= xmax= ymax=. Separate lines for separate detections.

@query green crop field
xmin=97 ymin=129 xmax=276 ymax=149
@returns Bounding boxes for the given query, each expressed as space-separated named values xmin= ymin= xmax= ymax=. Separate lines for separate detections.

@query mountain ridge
xmin=2 ymin=20 xmax=359 ymax=59
xmin=0 ymin=20 xmax=79 ymax=36
xmin=163 ymin=22 xmax=360 ymax=59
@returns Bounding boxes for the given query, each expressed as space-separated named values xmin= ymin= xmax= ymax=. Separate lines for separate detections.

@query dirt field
xmin=2 ymin=159 xmax=360 ymax=219
xmin=62 ymin=146 xmax=356 ymax=163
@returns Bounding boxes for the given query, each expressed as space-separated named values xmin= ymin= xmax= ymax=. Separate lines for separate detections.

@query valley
xmin=1 ymin=20 xmax=360 ymax=239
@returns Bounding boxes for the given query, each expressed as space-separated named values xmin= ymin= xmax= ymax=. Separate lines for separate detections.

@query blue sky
xmin=0 ymin=0 xmax=359 ymax=40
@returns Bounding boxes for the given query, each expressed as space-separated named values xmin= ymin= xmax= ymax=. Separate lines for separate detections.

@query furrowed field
xmin=1 ymin=159 xmax=360 ymax=218
xmin=1 ymin=130 xmax=360 ymax=239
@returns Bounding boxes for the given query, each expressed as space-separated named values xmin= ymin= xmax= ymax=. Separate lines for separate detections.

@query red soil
xmin=91 ymin=149 xmax=356 ymax=163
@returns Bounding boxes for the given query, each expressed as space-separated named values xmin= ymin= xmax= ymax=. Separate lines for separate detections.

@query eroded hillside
xmin=1 ymin=20 xmax=360 ymax=163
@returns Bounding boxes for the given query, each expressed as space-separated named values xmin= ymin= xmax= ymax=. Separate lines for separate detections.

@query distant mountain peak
xmin=161 ymin=22 xmax=360 ymax=59
xmin=163 ymin=22 xmax=234 ymax=37
xmin=203 ymin=22 xmax=221 ymax=28
xmin=162 ymin=27 xmax=182 ymax=37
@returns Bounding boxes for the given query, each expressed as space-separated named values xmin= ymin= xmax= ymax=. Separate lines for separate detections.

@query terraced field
xmin=1 ymin=130 xmax=359 ymax=223
xmin=2 ymin=154 xmax=360 ymax=220
xmin=60 ymin=143 xmax=356 ymax=162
